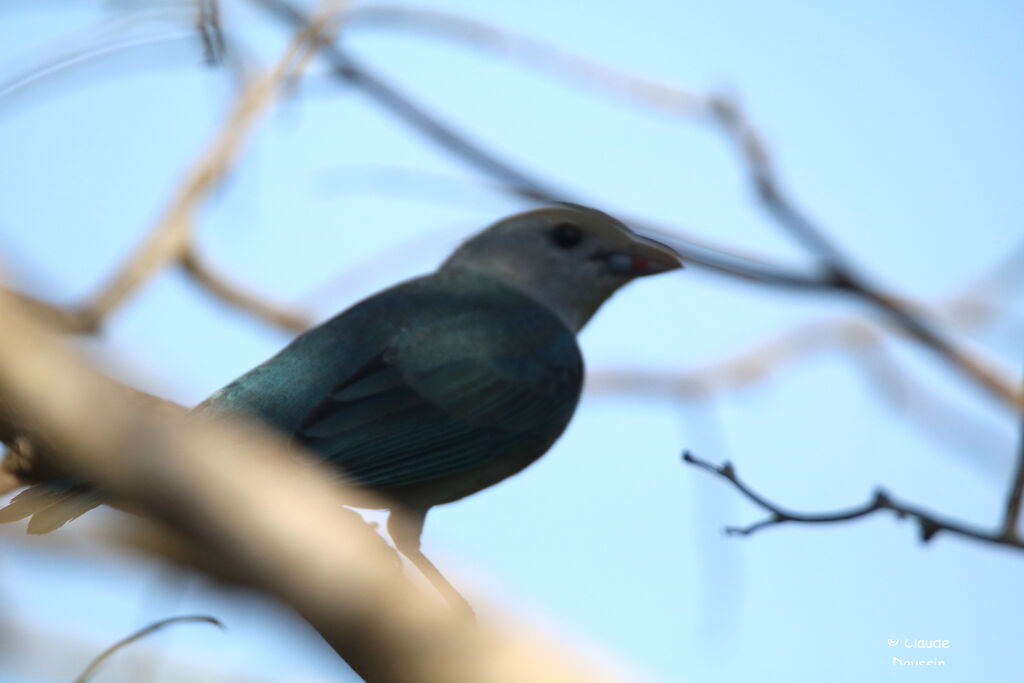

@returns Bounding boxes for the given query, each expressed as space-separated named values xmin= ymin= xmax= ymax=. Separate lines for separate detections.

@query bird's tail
xmin=0 ymin=481 xmax=102 ymax=534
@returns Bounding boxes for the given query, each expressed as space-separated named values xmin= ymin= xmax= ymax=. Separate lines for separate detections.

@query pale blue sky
xmin=1 ymin=1 xmax=1022 ymax=681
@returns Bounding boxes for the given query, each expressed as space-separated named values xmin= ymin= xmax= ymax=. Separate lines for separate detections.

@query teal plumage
xmin=195 ymin=268 xmax=583 ymax=507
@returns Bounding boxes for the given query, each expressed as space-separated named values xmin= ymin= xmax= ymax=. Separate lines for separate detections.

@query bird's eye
xmin=548 ymin=223 xmax=583 ymax=249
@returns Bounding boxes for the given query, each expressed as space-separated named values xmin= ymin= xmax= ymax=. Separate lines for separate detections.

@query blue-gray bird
xmin=1 ymin=204 xmax=680 ymax=608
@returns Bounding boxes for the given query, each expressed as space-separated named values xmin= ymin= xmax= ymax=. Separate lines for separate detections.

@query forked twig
xmin=1001 ymin=372 xmax=1024 ymax=536
xmin=4 ymin=1 xmax=342 ymax=335
xmin=683 ymin=451 xmax=1024 ymax=551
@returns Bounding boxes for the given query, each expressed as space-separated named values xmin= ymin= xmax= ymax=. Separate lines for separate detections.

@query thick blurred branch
xmin=180 ymin=248 xmax=311 ymax=332
xmin=4 ymin=0 xmax=326 ymax=335
xmin=682 ymin=451 xmax=1024 ymax=552
xmin=0 ymin=288 xmax=622 ymax=683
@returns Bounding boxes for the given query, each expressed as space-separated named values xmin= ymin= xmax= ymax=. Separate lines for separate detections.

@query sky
xmin=0 ymin=1 xmax=1023 ymax=681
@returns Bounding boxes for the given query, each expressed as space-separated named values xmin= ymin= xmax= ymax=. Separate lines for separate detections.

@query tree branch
xmin=3 ymin=0 xmax=336 ymax=336
xmin=0 ymin=286 xmax=624 ymax=683
xmin=179 ymin=248 xmax=312 ymax=332
xmin=682 ymin=451 xmax=1024 ymax=552
xmin=1001 ymin=370 xmax=1024 ymax=536
xmin=196 ymin=0 xmax=227 ymax=66
xmin=259 ymin=0 xmax=1021 ymax=413
xmin=254 ymin=0 xmax=834 ymax=291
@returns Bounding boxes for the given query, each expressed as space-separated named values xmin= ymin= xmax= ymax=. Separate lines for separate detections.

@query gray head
xmin=441 ymin=205 xmax=682 ymax=332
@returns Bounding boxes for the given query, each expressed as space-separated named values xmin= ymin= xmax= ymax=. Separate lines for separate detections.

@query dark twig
xmin=340 ymin=7 xmax=1021 ymax=401
xmin=1001 ymin=370 xmax=1024 ymax=537
xmin=253 ymin=0 xmax=834 ymax=291
xmin=196 ymin=0 xmax=227 ymax=66
xmin=682 ymin=451 xmax=1024 ymax=552
xmin=705 ymin=94 xmax=1022 ymax=411
xmin=74 ymin=615 xmax=224 ymax=683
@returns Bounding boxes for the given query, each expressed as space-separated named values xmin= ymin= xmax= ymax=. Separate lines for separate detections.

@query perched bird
xmin=1 ymin=204 xmax=681 ymax=609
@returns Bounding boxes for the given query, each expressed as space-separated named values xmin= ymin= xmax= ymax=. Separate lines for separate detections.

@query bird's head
xmin=441 ymin=204 xmax=682 ymax=331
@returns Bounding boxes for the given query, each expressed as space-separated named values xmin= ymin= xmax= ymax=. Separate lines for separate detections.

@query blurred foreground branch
xmin=0 ymin=289 xmax=622 ymax=683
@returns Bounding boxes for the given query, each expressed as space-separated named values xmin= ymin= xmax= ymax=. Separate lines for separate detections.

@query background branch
xmin=1001 ymin=371 xmax=1024 ymax=536
xmin=3 ymin=0 xmax=337 ymax=336
xmin=261 ymin=0 xmax=1022 ymax=413
xmin=179 ymin=248 xmax=312 ymax=332
xmin=683 ymin=451 xmax=1024 ymax=551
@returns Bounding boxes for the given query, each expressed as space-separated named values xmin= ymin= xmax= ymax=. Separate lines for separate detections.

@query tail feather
xmin=26 ymin=493 xmax=101 ymax=534
xmin=0 ymin=485 xmax=101 ymax=533
xmin=0 ymin=486 xmax=61 ymax=522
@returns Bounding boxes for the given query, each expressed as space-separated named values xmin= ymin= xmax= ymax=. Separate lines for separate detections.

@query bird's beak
xmin=602 ymin=233 xmax=684 ymax=277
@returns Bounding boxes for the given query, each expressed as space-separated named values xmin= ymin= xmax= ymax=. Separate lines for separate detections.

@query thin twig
xmin=74 ymin=615 xmax=224 ymax=683
xmin=2 ymin=1 xmax=340 ymax=336
xmin=1001 ymin=369 xmax=1024 ymax=536
xmin=682 ymin=451 xmax=1024 ymax=551
xmin=180 ymin=248 xmax=312 ymax=332
xmin=704 ymin=94 xmax=1022 ymax=411
xmin=254 ymin=0 xmax=833 ymax=290
xmin=89 ymin=2 xmax=338 ymax=319
xmin=588 ymin=251 xmax=1021 ymax=401
xmin=196 ymin=0 xmax=227 ymax=65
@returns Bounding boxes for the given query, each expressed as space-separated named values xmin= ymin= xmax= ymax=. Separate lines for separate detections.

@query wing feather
xmin=294 ymin=311 xmax=581 ymax=490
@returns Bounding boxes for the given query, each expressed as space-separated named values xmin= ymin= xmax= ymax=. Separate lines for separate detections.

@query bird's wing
xmin=293 ymin=309 xmax=581 ymax=490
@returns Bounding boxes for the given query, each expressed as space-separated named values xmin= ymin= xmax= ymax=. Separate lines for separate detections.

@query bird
xmin=0 ymin=203 xmax=681 ymax=610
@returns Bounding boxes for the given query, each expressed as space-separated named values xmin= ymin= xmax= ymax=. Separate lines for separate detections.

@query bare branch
xmin=259 ymin=0 xmax=1022 ymax=413
xmin=196 ymin=0 xmax=227 ymax=65
xmin=254 ymin=0 xmax=833 ymax=291
xmin=702 ymin=94 xmax=1022 ymax=412
xmin=75 ymin=615 xmax=224 ymax=683
xmin=346 ymin=4 xmax=707 ymax=116
xmin=588 ymin=259 xmax=1018 ymax=400
xmin=88 ymin=4 xmax=334 ymax=319
xmin=2 ymin=1 xmax=337 ymax=336
xmin=180 ymin=248 xmax=312 ymax=332
xmin=1001 ymin=369 xmax=1024 ymax=536
xmin=682 ymin=451 xmax=1024 ymax=552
